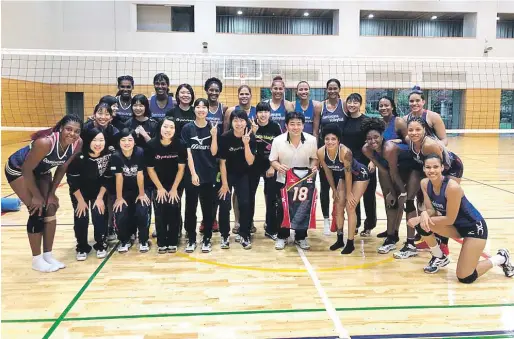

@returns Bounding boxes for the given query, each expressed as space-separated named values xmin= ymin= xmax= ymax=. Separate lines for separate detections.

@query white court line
xmin=296 ymin=246 xmax=351 ymax=339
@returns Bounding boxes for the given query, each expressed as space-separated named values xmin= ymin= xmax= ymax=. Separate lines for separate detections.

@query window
xmin=137 ymin=5 xmax=194 ymax=32
xmin=65 ymin=92 xmax=84 ymax=120
xmin=500 ymin=90 xmax=514 ymax=129
xmin=365 ymin=89 xmax=395 ymax=118
xmin=497 ymin=14 xmax=514 ymax=38
xmin=217 ymin=7 xmax=337 ymax=35
xmin=360 ymin=11 xmax=467 ymax=37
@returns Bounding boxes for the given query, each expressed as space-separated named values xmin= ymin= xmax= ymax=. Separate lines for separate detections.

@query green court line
xmin=3 ymin=303 xmax=513 ymax=324
xmin=41 ymin=242 xmax=118 ymax=339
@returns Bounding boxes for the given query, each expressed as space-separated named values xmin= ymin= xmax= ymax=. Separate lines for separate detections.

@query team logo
xmin=191 ymin=135 xmax=211 ymax=146
xmin=476 ymin=221 xmax=484 ymax=236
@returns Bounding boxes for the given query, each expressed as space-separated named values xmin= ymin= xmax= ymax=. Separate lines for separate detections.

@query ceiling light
xmin=368 ymin=14 xmax=374 ymax=19
xmin=237 ymin=10 xmax=243 ymax=15
xmin=303 ymin=12 xmax=309 ymax=17
xmin=431 ymin=15 xmax=437 ymax=20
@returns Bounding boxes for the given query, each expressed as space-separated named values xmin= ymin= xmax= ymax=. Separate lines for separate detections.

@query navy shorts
xmin=352 ymin=166 xmax=370 ymax=182
xmin=443 ymin=153 xmax=464 ymax=179
xmin=4 ymin=160 xmax=23 ymax=183
xmin=456 ymin=219 xmax=488 ymax=240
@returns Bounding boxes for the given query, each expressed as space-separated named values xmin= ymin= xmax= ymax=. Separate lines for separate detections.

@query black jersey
xmin=281 ymin=168 xmax=317 ymax=231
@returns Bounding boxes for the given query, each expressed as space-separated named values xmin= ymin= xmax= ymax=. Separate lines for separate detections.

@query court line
xmin=41 ymin=242 xmax=118 ymax=339
xmin=349 ymin=329 xmax=514 ymax=339
xmin=297 ymin=245 xmax=350 ymax=339
xmin=462 ymin=177 xmax=514 ymax=195
xmin=3 ymin=303 xmax=513 ymax=324
xmin=175 ymin=252 xmax=394 ymax=272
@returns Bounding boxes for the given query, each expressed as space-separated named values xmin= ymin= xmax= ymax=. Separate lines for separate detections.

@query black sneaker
xmin=265 ymin=231 xmax=278 ymax=241
xmin=424 ymin=255 xmax=450 ymax=274
xmin=240 ymin=237 xmax=252 ymax=250
xmin=201 ymin=239 xmax=212 ymax=253
xmin=376 ymin=230 xmax=388 ymax=238
xmin=497 ymin=249 xmax=514 ymax=277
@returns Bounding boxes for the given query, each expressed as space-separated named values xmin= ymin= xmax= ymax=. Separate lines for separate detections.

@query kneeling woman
xmin=5 ymin=115 xmax=82 ymax=272
xmin=408 ymin=154 xmax=513 ymax=281
xmin=111 ymin=129 xmax=151 ymax=253
xmin=67 ymin=128 xmax=112 ymax=260
xmin=146 ymin=117 xmax=186 ymax=254
xmin=317 ymin=124 xmax=369 ymax=255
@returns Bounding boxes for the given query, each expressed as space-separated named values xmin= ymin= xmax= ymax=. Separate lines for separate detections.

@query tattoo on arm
xmin=343 ymin=148 xmax=352 ymax=172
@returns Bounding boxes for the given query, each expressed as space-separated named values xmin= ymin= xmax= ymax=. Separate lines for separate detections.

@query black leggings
xmin=248 ymin=166 xmax=278 ymax=235
xmin=113 ymin=191 xmax=150 ymax=244
xmin=356 ymin=169 xmax=377 ymax=230
xmin=71 ymin=194 xmax=107 ymax=253
xmin=185 ymin=182 xmax=215 ymax=242
xmin=319 ymin=165 xmax=330 ymax=219
xmin=219 ymin=173 xmax=251 ymax=238
xmin=154 ymin=190 xmax=181 ymax=247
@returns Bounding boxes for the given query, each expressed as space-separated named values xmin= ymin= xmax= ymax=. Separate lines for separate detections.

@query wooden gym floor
xmin=1 ymin=133 xmax=514 ymax=339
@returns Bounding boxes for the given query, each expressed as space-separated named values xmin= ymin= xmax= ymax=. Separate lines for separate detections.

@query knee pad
xmin=458 ymin=270 xmax=478 ymax=284
xmin=404 ymin=200 xmax=416 ymax=213
xmin=415 ymin=224 xmax=433 ymax=237
xmin=27 ymin=212 xmax=45 ymax=234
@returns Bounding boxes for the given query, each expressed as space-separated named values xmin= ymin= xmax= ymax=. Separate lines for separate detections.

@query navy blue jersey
xmin=150 ymin=94 xmax=174 ymax=121
xmin=206 ymin=102 xmax=224 ymax=134
xmin=410 ymin=138 xmax=462 ymax=178
xmin=295 ymin=99 xmax=314 ymax=134
xmin=7 ymin=132 xmax=79 ymax=176
xmin=116 ymin=96 xmax=133 ymax=122
xmin=383 ymin=116 xmax=400 ymax=141
xmin=427 ymin=177 xmax=486 ymax=238
xmin=235 ymin=105 xmax=256 ymax=120
xmin=320 ymin=99 xmax=346 ymax=138
xmin=281 ymin=168 xmax=317 ymax=231
xmin=324 ymin=146 xmax=369 ymax=182
xmin=372 ymin=142 xmax=412 ymax=171
xmin=406 ymin=110 xmax=437 ymax=139
xmin=269 ymin=100 xmax=287 ymax=132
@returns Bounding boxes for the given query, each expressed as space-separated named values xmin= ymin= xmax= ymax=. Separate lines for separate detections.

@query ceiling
xmin=216 ymin=7 xmax=335 ymax=18
xmin=360 ymin=10 xmax=466 ymax=21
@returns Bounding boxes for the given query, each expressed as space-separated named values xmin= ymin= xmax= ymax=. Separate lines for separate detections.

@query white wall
xmin=2 ymin=0 xmax=514 ymax=57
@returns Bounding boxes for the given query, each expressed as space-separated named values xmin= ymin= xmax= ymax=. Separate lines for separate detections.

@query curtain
xmin=360 ymin=19 xmax=463 ymax=37
xmin=217 ymin=16 xmax=333 ymax=35
xmin=497 ymin=21 xmax=514 ymax=38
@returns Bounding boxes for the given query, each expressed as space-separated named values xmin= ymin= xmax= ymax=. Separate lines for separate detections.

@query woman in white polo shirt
xmin=269 ymin=111 xmax=318 ymax=250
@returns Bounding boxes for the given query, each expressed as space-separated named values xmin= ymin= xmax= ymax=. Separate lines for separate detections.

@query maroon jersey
xmin=281 ymin=168 xmax=317 ymax=231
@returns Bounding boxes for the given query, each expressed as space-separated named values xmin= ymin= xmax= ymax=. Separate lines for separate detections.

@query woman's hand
xmin=113 ymin=198 xmax=128 ymax=213
xmin=155 ymin=188 xmax=168 ymax=204
xmin=75 ymin=199 xmax=89 ymax=218
xmin=136 ymin=193 xmax=151 ymax=207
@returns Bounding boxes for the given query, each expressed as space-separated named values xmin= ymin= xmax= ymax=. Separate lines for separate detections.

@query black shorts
xmin=4 ymin=161 xmax=23 ymax=183
xmin=456 ymin=219 xmax=488 ymax=240
xmin=443 ymin=154 xmax=464 ymax=179
xmin=352 ymin=166 xmax=370 ymax=182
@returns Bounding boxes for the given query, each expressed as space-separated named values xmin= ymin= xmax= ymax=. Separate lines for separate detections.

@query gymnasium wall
xmin=2 ymin=1 xmax=514 ymax=57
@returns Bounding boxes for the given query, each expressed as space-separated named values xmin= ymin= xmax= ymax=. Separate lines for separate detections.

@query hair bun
xmin=412 ymin=85 xmax=422 ymax=92
xmin=273 ymin=75 xmax=283 ymax=81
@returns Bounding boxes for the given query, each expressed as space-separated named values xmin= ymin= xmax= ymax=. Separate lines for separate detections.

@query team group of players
xmin=5 ymin=74 xmax=514 ymax=284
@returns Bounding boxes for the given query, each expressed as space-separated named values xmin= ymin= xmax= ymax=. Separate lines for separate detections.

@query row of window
xmin=136 ymin=5 xmax=514 ymax=38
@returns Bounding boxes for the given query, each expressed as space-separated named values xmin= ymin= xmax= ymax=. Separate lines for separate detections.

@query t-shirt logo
xmin=122 ymin=165 xmax=138 ymax=177
xmin=191 ymin=135 xmax=211 ymax=146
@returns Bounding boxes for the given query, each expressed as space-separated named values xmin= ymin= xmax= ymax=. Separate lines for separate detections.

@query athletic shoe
xmin=118 ymin=243 xmax=130 ymax=253
xmin=167 ymin=246 xmax=178 ymax=253
xmin=424 ymin=255 xmax=450 ymax=274
xmin=376 ymin=230 xmax=388 ymax=238
xmin=393 ymin=243 xmax=418 ymax=259
xmin=199 ymin=221 xmax=205 ymax=234
xmin=185 ymin=241 xmax=197 ymax=253
xmin=440 ymin=243 xmax=450 ymax=256
xmin=275 ymin=238 xmax=286 ymax=250
xmin=232 ymin=223 xmax=240 ymax=234
xmin=76 ymin=252 xmax=87 ymax=261
xmin=360 ymin=229 xmax=372 ymax=237
xmin=152 ymin=230 xmax=157 ymax=238
xmin=235 ymin=234 xmax=242 ymax=243
xmin=497 ymin=249 xmax=514 ymax=277
xmin=212 ymin=220 xmax=219 ymax=233
xmin=323 ymin=218 xmax=331 ymax=236
xmin=96 ymin=249 xmax=107 ymax=259
xmin=251 ymin=224 xmax=257 ymax=233
xmin=295 ymin=239 xmax=310 ymax=250
xmin=158 ymin=246 xmax=167 ymax=254
xmin=107 ymin=233 xmax=117 ymax=242
xmin=265 ymin=231 xmax=278 ymax=241
xmin=201 ymin=239 xmax=212 ymax=253
xmin=139 ymin=242 xmax=150 ymax=253
xmin=377 ymin=238 xmax=397 ymax=254
xmin=220 ymin=236 xmax=230 ymax=249
xmin=416 ymin=241 xmax=431 ymax=252
xmin=240 ymin=237 xmax=252 ymax=250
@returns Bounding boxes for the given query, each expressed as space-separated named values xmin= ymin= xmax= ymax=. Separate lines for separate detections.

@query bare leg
xmin=457 ymin=238 xmax=490 ymax=280
xmin=329 ymin=179 xmax=346 ymax=251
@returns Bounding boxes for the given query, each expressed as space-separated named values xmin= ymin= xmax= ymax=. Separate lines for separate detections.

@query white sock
xmin=43 ymin=251 xmax=66 ymax=269
xmin=489 ymin=254 xmax=506 ymax=266
xmin=32 ymin=254 xmax=59 ymax=273
xmin=429 ymin=244 xmax=444 ymax=258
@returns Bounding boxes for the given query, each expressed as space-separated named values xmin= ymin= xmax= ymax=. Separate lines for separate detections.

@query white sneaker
xmin=158 ymin=246 xmax=167 ymax=254
xmin=202 ymin=239 xmax=212 ymax=253
xmin=107 ymin=233 xmax=117 ymax=242
xmin=167 ymin=246 xmax=178 ymax=253
xmin=275 ymin=238 xmax=286 ymax=250
xmin=295 ymin=239 xmax=310 ymax=250
xmin=220 ymin=236 xmax=230 ymax=249
xmin=323 ymin=218 xmax=331 ymax=236
xmin=76 ymin=252 xmax=87 ymax=261
xmin=185 ymin=241 xmax=197 ymax=253
xmin=96 ymin=249 xmax=107 ymax=259
xmin=139 ymin=242 xmax=150 ymax=253
xmin=235 ymin=234 xmax=242 ymax=243
xmin=378 ymin=240 xmax=397 ymax=254
xmin=118 ymin=243 xmax=130 ymax=253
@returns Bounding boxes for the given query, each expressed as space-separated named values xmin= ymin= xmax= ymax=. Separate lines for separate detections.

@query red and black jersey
xmin=281 ymin=168 xmax=317 ymax=231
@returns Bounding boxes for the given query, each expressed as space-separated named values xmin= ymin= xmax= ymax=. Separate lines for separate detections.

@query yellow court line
xmin=176 ymin=252 xmax=395 ymax=273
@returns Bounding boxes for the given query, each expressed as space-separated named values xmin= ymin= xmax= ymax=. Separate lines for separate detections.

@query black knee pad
xmin=404 ymin=200 xmax=416 ymax=213
xmin=415 ymin=224 xmax=433 ymax=237
xmin=458 ymin=270 xmax=478 ymax=284
xmin=27 ymin=211 xmax=46 ymax=234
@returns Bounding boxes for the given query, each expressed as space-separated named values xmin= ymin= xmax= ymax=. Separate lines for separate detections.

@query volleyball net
xmin=1 ymin=48 xmax=514 ymax=134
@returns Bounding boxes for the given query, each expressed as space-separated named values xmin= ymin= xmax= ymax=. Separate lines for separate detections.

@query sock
xmin=429 ymin=244 xmax=444 ymax=258
xmin=341 ymin=239 xmax=355 ymax=254
xmin=489 ymin=254 xmax=506 ymax=266
xmin=43 ymin=251 xmax=66 ymax=269
xmin=32 ymin=254 xmax=58 ymax=273
xmin=337 ymin=229 xmax=343 ymax=235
